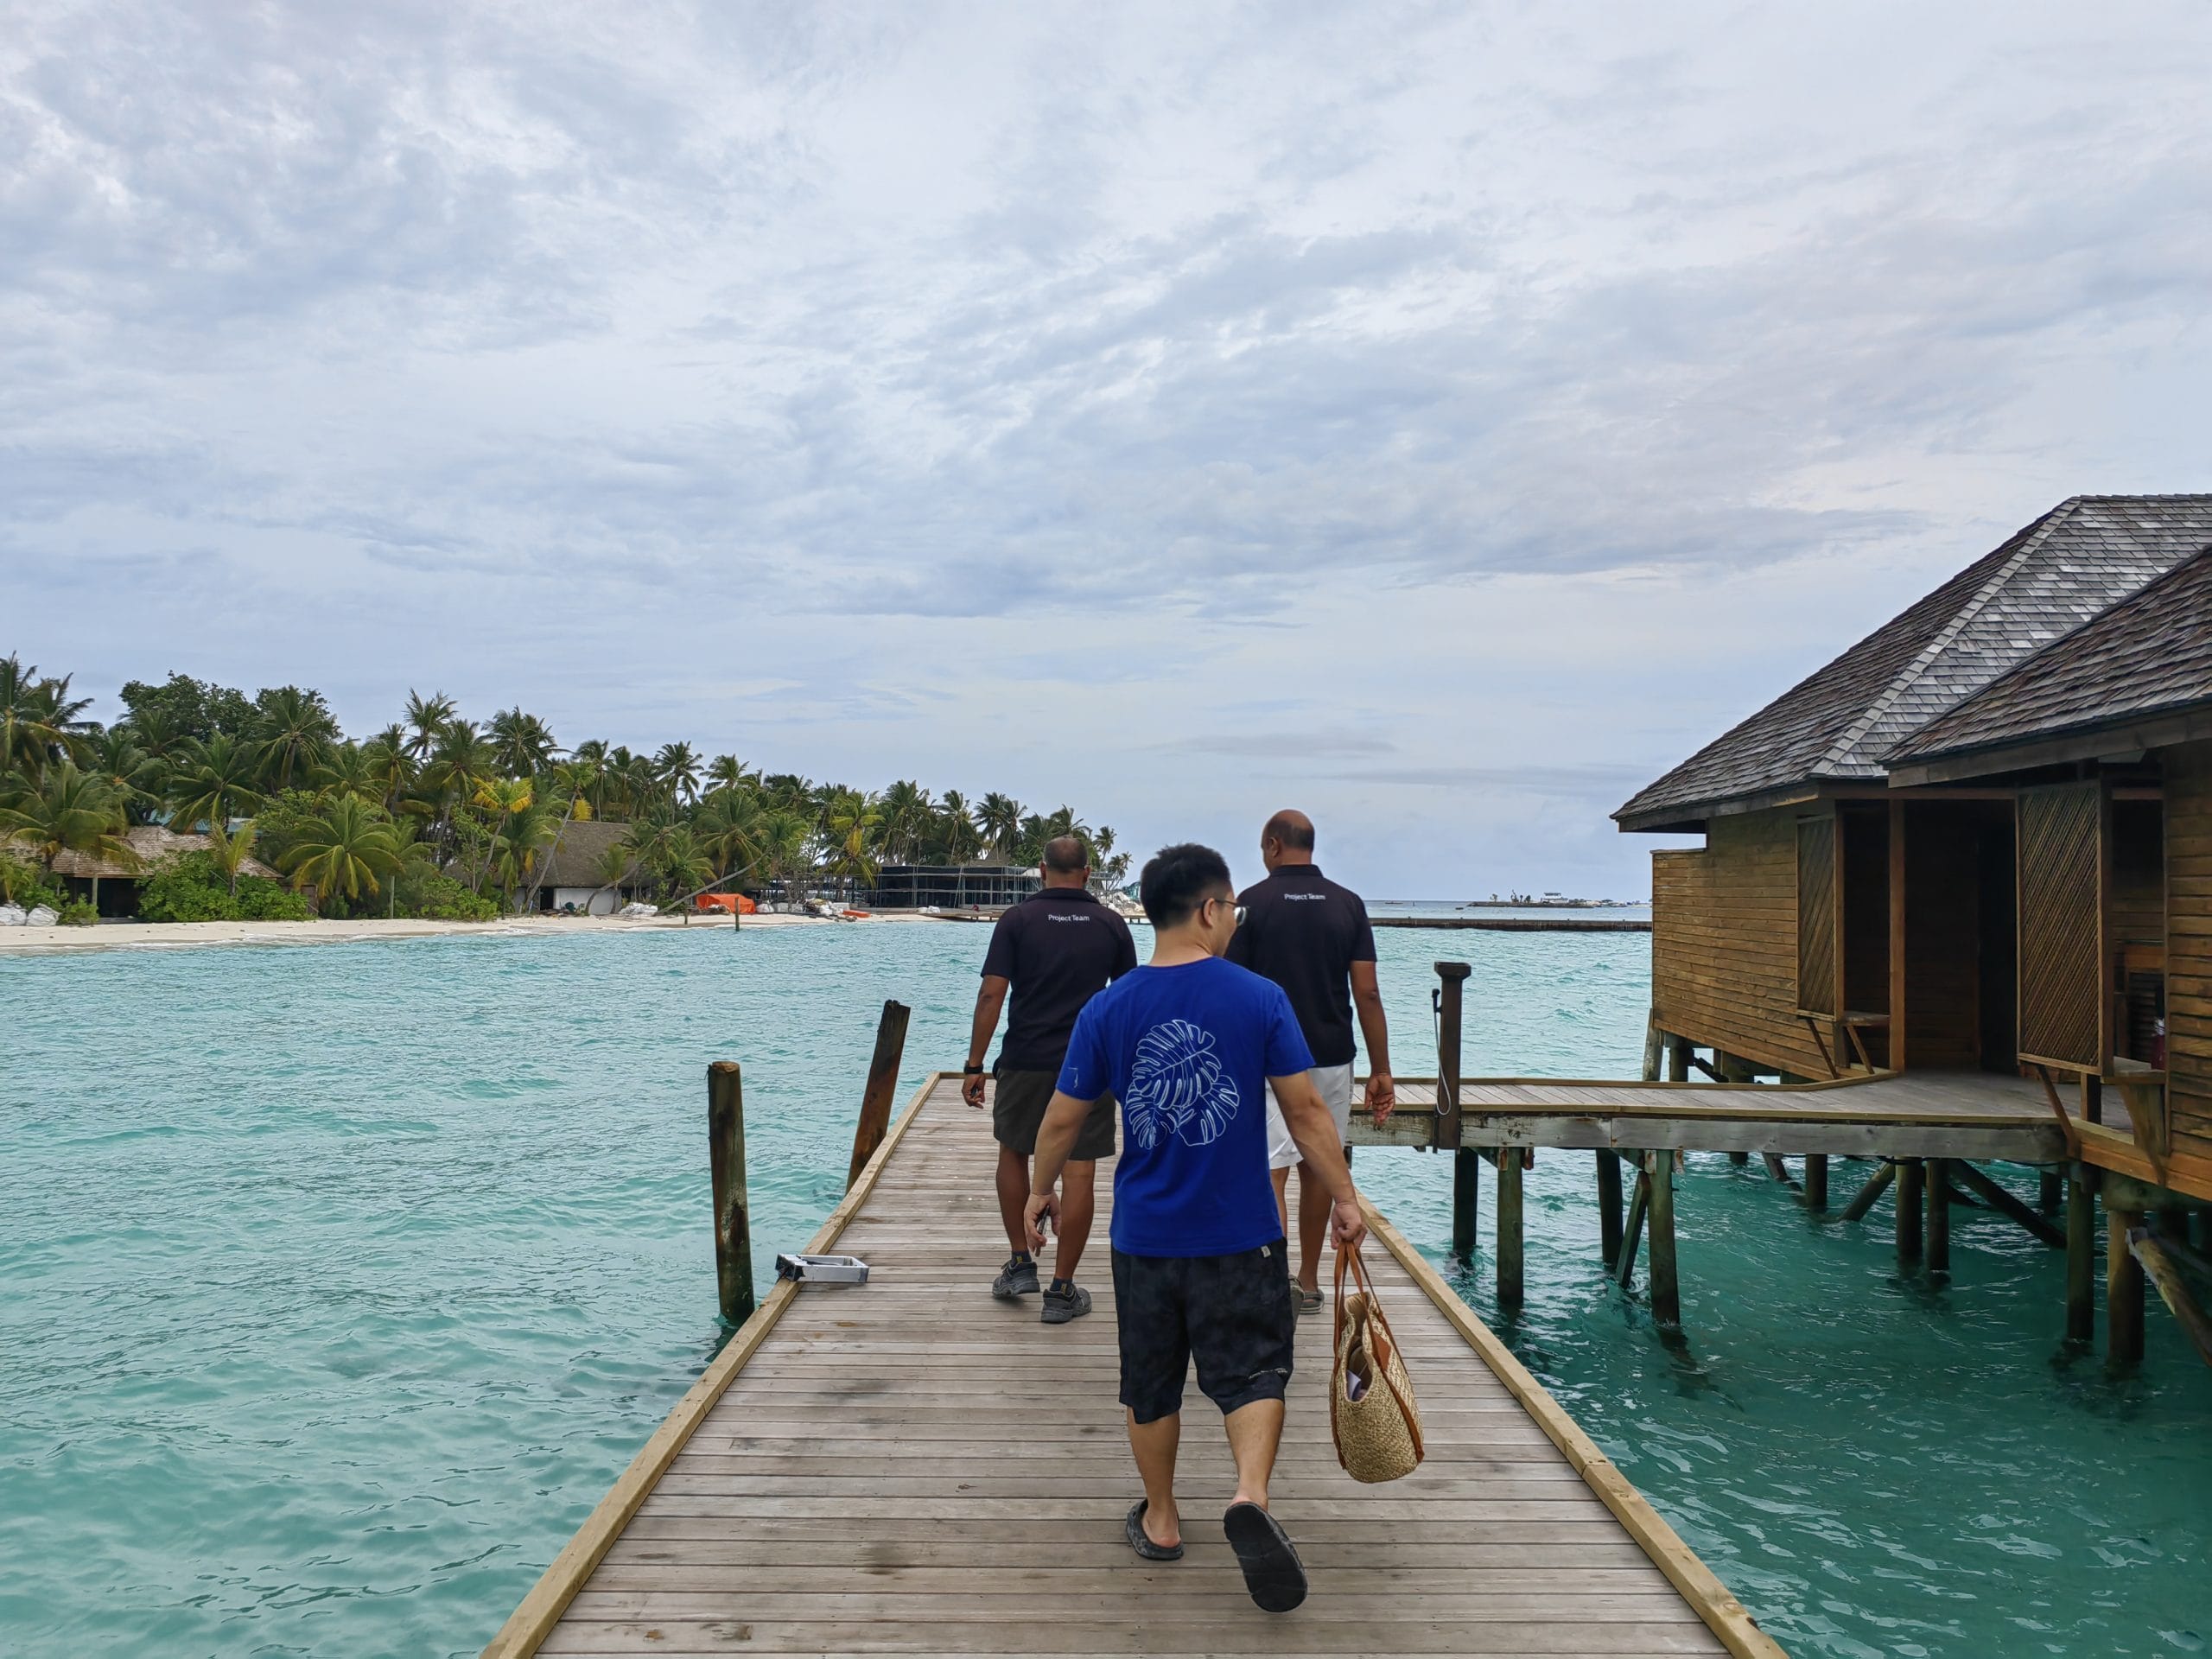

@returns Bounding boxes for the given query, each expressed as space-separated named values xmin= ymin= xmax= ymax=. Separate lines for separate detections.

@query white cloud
xmin=4 ymin=0 xmax=2210 ymax=893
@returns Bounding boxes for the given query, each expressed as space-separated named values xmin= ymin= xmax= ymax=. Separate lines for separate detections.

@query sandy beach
xmin=0 ymin=909 xmax=953 ymax=957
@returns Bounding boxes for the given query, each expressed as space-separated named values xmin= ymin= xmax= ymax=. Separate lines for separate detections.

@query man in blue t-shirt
xmin=1024 ymin=842 xmax=1365 ymax=1615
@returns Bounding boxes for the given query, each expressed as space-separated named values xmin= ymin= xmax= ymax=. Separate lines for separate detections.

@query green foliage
xmin=0 ymin=855 xmax=65 ymax=911
xmin=396 ymin=870 xmax=502 ymax=921
xmin=58 ymin=897 xmax=98 ymax=925
xmin=118 ymin=671 xmax=257 ymax=745
xmin=138 ymin=853 xmax=238 ymax=922
xmin=138 ymin=851 xmax=310 ymax=923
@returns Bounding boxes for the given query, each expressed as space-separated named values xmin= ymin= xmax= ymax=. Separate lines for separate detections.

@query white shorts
xmin=1264 ymin=1064 xmax=1355 ymax=1172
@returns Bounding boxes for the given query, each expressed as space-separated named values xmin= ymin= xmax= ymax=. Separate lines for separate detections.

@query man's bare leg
xmin=1271 ymin=1166 xmax=1291 ymax=1235
xmin=1294 ymin=1154 xmax=1343 ymax=1295
xmin=995 ymin=1144 xmax=1029 ymax=1255
xmin=1224 ymin=1397 xmax=1286 ymax=1508
xmin=1127 ymin=1408 xmax=1183 ymax=1548
xmin=1055 ymin=1158 xmax=1097 ymax=1281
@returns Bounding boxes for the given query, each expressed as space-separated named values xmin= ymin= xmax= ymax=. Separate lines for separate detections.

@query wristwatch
xmin=962 ymin=1062 xmax=985 ymax=1076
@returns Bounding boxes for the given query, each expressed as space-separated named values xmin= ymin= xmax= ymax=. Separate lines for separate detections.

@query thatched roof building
xmin=12 ymin=824 xmax=278 ymax=880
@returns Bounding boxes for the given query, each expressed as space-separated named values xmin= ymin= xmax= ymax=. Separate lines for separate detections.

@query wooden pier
xmin=485 ymin=1073 xmax=1783 ymax=1658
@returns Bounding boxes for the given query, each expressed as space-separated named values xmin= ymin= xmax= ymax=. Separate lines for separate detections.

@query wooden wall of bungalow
xmin=2167 ymin=741 xmax=2212 ymax=1175
xmin=1648 ymin=740 xmax=2212 ymax=1198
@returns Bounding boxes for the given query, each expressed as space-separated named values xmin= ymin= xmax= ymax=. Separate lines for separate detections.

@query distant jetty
xmin=1372 ymin=915 xmax=1651 ymax=932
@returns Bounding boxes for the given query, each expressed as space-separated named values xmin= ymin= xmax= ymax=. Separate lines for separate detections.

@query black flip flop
xmin=1223 ymin=1501 xmax=1307 ymax=1611
xmin=1125 ymin=1499 xmax=1184 ymax=1561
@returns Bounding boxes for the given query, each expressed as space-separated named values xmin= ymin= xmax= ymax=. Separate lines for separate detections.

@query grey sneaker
xmin=991 ymin=1256 xmax=1040 ymax=1300
xmin=1295 ymin=1287 xmax=1325 ymax=1318
xmin=1040 ymin=1282 xmax=1092 ymax=1324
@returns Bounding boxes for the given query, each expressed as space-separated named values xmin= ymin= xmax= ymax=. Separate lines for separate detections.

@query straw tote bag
xmin=1329 ymin=1243 xmax=1424 ymax=1483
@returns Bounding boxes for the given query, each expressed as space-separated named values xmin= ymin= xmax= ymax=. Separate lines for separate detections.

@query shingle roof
xmin=1890 ymin=544 xmax=2212 ymax=764
xmin=1613 ymin=495 xmax=2212 ymax=829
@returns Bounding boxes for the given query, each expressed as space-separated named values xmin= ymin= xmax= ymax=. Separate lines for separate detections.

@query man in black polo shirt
xmin=1225 ymin=809 xmax=1395 ymax=1315
xmin=963 ymin=835 xmax=1138 ymax=1322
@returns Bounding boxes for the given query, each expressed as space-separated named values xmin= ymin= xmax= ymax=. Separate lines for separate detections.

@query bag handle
xmin=1334 ymin=1240 xmax=1400 ymax=1370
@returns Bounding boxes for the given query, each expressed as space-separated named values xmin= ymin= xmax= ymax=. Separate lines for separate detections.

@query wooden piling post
xmin=1840 ymin=1159 xmax=1896 ymax=1222
xmin=2038 ymin=1168 xmax=2062 ymax=1214
xmin=1617 ymin=1166 xmax=1649 ymax=1286
xmin=1497 ymin=1149 xmax=1525 ymax=1313
xmin=1640 ymin=1009 xmax=1662 ymax=1085
xmin=1436 ymin=962 xmax=1477 ymax=1258
xmin=1597 ymin=1151 xmax=1624 ymax=1264
xmin=2066 ymin=1165 xmax=2096 ymax=1344
xmin=2107 ymin=1208 xmax=2146 ymax=1365
xmin=1453 ymin=1149 xmax=1480 ymax=1262
xmin=1717 ymin=1052 xmax=1751 ymax=1163
xmin=1897 ymin=1160 xmax=1925 ymax=1268
xmin=2128 ymin=1224 xmax=2212 ymax=1370
xmin=846 ymin=1000 xmax=912 ymax=1190
xmin=1804 ymin=1154 xmax=1829 ymax=1212
xmin=1645 ymin=1150 xmax=1681 ymax=1327
xmin=1666 ymin=1034 xmax=1694 ymax=1084
xmin=1925 ymin=1157 xmax=1950 ymax=1274
xmin=708 ymin=1061 xmax=755 ymax=1325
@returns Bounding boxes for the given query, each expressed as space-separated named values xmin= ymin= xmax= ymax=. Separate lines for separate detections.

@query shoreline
xmin=0 ymin=910 xmax=953 ymax=957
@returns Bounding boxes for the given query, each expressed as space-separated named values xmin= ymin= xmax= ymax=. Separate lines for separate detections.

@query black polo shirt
xmin=1224 ymin=863 xmax=1377 ymax=1068
xmin=981 ymin=886 xmax=1139 ymax=1071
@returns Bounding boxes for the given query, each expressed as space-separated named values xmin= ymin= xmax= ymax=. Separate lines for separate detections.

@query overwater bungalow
xmin=1614 ymin=494 xmax=2212 ymax=1357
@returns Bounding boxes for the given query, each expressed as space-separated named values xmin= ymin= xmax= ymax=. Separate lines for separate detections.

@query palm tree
xmin=822 ymin=798 xmax=882 ymax=895
xmin=253 ymin=685 xmax=339 ymax=791
xmin=418 ymin=721 xmax=494 ymax=837
xmin=88 ymin=729 xmax=166 ymax=823
xmin=654 ymin=741 xmax=702 ymax=805
xmin=0 ymin=657 xmax=96 ymax=780
xmin=282 ymin=796 xmax=402 ymax=912
xmin=695 ymin=785 xmax=768 ymax=888
xmin=315 ymin=740 xmax=382 ymax=801
xmin=706 ymin=753 xmax=757 ymax=795
xmin=654 ymin=825 xmax=715 ymax=917
xmin=977 ymin=792 xmax=1023 ymax=861
xmin=360 ymin=729 xmax=415 ymax=817
xmin=490 ymin=707 xmax=559 ymax=778
xmin=759 ymin=808 xmax=813 ymax=905
xmin=489 ymin=801 xmax=557 ymax=905
xmin=879 ymin=779 xmax=932 ymax=865
xmin=587 ymin=831 xmax=640 ymax=913
xmin=166 ymin=734 xmax=265 ymax=832
xmin=0 ymin=760 xmax=135 ymax=872
xmin=206 ymin=818 xmax=260 ymax=899
xmin=403 ymin=690 xmax=457 ymax=760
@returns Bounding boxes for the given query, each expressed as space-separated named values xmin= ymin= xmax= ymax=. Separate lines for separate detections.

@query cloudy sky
xmin=5 ymin=3 xmax=2209 ymax=896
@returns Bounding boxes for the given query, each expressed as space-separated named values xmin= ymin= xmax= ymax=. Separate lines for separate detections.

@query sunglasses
xmin=1205 ymin=895 xmax=1247 ymax=926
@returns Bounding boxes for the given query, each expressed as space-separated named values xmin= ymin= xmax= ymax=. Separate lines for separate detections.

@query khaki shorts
xmin=992 ymin=1068 xmax=1116 ymax=1161
xmin=1263 ymin=1063 xmax=1355 ymax=1171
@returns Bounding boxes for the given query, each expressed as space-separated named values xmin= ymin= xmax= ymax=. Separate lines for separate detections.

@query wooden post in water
xmin=1597 ymin=1152 xmax=1624 ymax=1264
xmin=708 ymin=1061 xmax=754 ymax=1325
xmin=1436 ymin=962 xmax=1478 ymax=1259
xmin=1646 ymin=1150 xmax=1681 ymax=1326
xmin=1497 ymin=1147 xmax=1525 ymax=1313
xmin=1665 ymin=1034 xmax=1694 ymax=1084
xmin=1839 ymin=1159 xmax=1895 ymax=1223
xmin=1718 ymin=1052 xmax=1751 ymax=1164
xmin=1897 ymin=1160 xmax=1925 ymax=1269
xmin=1925 ymin=1157 xmax=1951 ymax=1274
xmin=1616 ymin=1165 xmax=1649 ymax=1286
xmin=847 ymin=1000 xmax=912 ymax=1190
xmin=2107 ymin=1209 xmax=2146 ymax=1365
xmin=2066 ymin=1165 xmax=2097 ymax=1343
xmin=2128 ymin=1224 xmax=2212 ymax=1370
xmin=1804 ymin=1154 xmax=1829 ymax=1212
xmin=2038 ymin=1168 xmax=2063 ymax=1213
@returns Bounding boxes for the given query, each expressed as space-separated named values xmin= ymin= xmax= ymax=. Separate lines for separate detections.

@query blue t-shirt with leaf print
xmin=1057 ymin=955 xmax=1314 ymax=1256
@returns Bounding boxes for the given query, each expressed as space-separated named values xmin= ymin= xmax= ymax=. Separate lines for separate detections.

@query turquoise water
xmin=3 ymin=924 xmax=2206 ymax=1656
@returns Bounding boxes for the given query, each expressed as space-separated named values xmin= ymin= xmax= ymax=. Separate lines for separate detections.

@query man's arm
xmin=1271 ymin=1071 xmax=1368 ymax=1253
xmin=1022 ymin=1089 xmax=1097 ymax=1246
xmin=1350 ymin=959 xmax=1395 ymax=1122
xmin=962 ymin=976 xmax=1009 ymax=1108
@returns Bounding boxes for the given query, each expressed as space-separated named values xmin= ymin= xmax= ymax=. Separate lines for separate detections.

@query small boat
xmin=840 ymin=908 xmax=873 ymax=921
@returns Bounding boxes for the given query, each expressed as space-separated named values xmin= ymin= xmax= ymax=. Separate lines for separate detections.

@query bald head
xmin=1040 ymin=835 xmax=1090 ymax=886
xmin=1261 ymin=810 xmax=1315 ymax=872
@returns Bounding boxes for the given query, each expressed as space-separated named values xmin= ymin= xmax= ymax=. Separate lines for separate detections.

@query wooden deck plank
xmin=499 ymin=1075 xmax=1776 ymax=1659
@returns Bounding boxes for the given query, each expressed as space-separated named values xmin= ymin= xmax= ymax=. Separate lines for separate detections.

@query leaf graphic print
xmin=1127 ymin=1019 xmax=1241 ymax=1149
